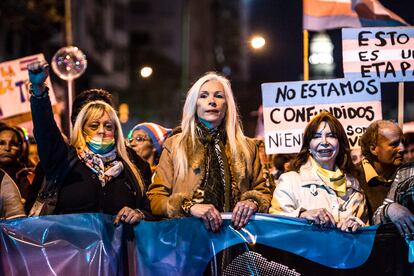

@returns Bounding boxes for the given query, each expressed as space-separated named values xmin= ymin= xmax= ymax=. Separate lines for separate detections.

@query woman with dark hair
xmin=147 ymin=72 xmax=271 ymax=231
xmin=269 ymin=111 xmax=368 ymax=232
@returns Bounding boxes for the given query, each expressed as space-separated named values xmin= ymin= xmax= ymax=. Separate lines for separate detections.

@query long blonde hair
xmin=71 ymin=100 xmax=144 ymax=193
xmin=173 ymin=72 xmax=251 ymax=181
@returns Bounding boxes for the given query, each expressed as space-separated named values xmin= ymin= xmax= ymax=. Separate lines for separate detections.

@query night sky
xmin=246 ymin=0 xmax=414 ymax=127
xmin=249 ymin=0 xmax=303 ymax=84
xmin=1 ymin=0 xmax=414 ymax=134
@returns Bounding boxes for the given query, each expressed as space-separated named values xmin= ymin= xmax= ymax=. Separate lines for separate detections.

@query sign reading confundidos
xmin=261 ymin=78 xmax=382 ymax=154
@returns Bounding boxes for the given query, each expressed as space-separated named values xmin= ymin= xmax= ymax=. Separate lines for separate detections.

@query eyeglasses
xmin=128 ymin=136 xmax=151 ymax=144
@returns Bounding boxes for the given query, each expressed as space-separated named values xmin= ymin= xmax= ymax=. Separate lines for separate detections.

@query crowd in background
xmin=2 ymin=64 xmax=414 ymax=241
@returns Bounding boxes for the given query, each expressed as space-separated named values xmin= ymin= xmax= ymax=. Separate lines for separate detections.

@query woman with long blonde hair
xmin=28 ymin=62 xmax=146 ymax=225
xmin=148 ymin=72 xmax=271 ymax=231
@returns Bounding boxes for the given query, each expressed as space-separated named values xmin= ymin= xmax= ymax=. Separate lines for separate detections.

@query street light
xmin=250 ymin=35 xmax=266 ymax=50
xmin=140 ymin=66 xmax=153 ymax=78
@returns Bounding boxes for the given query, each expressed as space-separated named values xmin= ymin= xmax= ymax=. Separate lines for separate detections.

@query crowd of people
xmin=1 ymin=61 xmax=414 ymax=242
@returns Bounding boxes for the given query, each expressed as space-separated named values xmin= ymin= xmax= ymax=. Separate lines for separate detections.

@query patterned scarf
xmin=311 ymin=157 xmax=347 ymax=197
xmin=78 ymin=147 xmax=124 ymax=187
xmin=195 ymin=121 xmax=232 ymax=212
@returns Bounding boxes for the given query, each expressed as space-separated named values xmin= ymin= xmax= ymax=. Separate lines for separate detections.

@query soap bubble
xmin=51 ymin=46 xmax=87 ymax=80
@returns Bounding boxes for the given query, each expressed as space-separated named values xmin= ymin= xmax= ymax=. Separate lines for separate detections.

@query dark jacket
xmin=26 ymin=147 xmax=152 ymax=215
xmin=373 ymin=161 xmax=414 ymax=224
xmin=30 ymin=95 xmax=149 ymax=215
xmin=355 ymin=161 xmax=393 ymax=224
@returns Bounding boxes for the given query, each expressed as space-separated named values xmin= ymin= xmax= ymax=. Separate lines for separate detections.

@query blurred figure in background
xmin=356 ymin=120 xmax=404 ymax=223
xmin=0 ymin=125 xmax=33 ymax=203
xmin=128 ymin=123 xmax=172 ymax=173
xmin=255 ymin=139 xmax=276 ymax=191
xmin=0 ymin=168 xmax=26 ymax=220
xmin=27 ymin=136 xmax=40 ymax=168
xmin=271 ymin=154 xmax=295 ymax=181
xmin=403 ymin=132 xmax=414 ymax=163
xmin=350 ymin=147 xmax=363 ymax=165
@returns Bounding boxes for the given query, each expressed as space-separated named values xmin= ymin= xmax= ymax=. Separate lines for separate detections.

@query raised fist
xmin=28 ymin=61 xmax=49 ymax=86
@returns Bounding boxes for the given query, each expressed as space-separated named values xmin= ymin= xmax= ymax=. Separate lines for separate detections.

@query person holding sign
xmin=27 ymin=62 xmax=148 ymax=225
xmin=269 ymin=111 xmax=368 ymax=232
xmin=147 ymin=72 xmax=271 ymax=231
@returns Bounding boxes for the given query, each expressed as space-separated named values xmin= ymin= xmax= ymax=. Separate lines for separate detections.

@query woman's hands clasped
xmin=114 ymin=206 xmax=145 ymax=225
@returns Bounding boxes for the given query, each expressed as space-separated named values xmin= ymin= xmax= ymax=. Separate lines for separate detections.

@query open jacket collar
xmin=298 ymin=158 xmax=361 ymax=192
xmin=187 ymin=136 xmax=247 ymax=188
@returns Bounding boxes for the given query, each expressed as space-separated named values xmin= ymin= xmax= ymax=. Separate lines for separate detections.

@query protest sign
xmin=0 ymin=54 xmax=56 ymax=121
xmin=261 ymin=78 xmax=382 ymax=154
xmin=343 ymin=27 xmax=414 ymax=82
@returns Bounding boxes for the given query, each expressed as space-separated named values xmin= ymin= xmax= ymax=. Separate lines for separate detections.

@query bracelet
xmin=29 ymin=85 xmax=49 ymax=99
xmin=245 ymin=198 xmax=259 ymax=208
xmin=134 ymin=208 xmax=145 ymax=219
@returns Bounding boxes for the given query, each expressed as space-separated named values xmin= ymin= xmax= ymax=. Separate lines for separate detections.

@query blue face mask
xmin=85 ymin=135 xmax=115 ymax=154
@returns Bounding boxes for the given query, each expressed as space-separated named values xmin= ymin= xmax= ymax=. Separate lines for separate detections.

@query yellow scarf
xmin=310 ymin=157 xmax=347 ymax=197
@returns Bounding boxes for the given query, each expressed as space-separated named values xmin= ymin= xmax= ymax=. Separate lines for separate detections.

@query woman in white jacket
xmin=269 ymin=111 xmax=368 ymax=232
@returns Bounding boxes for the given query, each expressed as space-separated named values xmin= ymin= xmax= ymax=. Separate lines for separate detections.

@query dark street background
xmin=1 ymin=0 xmax=413 ymax=136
